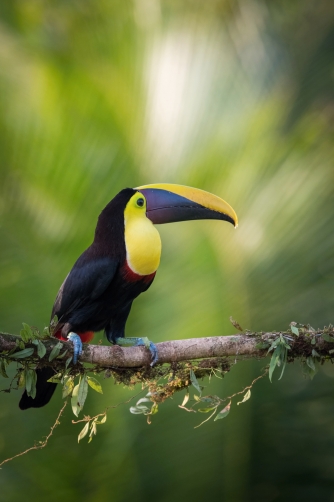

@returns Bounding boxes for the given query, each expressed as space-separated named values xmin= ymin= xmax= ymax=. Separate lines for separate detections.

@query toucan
xmin=19 ymin=184 xmax=237 ymax=409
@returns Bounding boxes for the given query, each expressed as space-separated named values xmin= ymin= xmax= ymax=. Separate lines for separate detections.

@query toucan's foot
xmin=114 ymin=337 xmax=158 ymax=366
xmin=67 ymin=332 xmax=83 ymax=364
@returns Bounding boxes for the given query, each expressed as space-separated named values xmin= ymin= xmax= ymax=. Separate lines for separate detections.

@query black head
xmin=93 ymin=188 xmax=137 ymax=252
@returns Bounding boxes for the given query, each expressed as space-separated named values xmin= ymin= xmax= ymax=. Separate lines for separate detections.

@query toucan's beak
xmin=136 ymin=184 xmax=238 ymax=227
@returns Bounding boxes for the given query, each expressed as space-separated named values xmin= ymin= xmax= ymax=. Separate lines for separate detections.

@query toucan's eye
xmin=137 ymin=198 xmax=145 ymax=207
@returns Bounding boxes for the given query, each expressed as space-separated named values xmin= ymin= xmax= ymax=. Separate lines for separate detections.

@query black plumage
xmin=19 ymin=367 xmax=57 ymax=410
xmin=19 ymin=188 xmax=155 ymax=410
xmin=52 ymin=188 xmax=155 ymax=342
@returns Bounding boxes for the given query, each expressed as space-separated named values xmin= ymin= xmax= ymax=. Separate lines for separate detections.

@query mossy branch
xmin=1 ymin=323 xmax=333 ymax=464
xmin=1 ymin=324 xmax=334 ymax=370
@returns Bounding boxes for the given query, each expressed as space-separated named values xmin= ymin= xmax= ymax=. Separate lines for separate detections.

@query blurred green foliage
xmin=0 ymin=1 xmax=334 ymax=501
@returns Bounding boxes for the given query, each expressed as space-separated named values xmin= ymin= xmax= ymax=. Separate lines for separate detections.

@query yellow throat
xmin=124 ymin=192 xmax=161 ymax=275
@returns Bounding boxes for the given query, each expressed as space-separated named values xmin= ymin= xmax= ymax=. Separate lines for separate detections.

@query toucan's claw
xmin=114 ymin=337 xmax=159 ymax=366
xmin=67 ymin=332 xmax=83 ymax=364
xmin=135 ymin=338 xmax=159 ymax=366
xmin=147 ymin=341 xmax=158 ymax=366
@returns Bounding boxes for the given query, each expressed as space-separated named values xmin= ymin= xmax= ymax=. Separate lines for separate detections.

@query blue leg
xmin=114 ymin=337 xmax=158 ymax=366
xmin=67 ymin=333 xmax=83 ymax=364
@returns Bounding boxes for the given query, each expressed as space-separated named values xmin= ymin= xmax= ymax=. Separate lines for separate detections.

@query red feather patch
xmin=54 ymin=331 xmax=94 ymax=343
xmin=122 ymin=261 xmax=156 ymax=284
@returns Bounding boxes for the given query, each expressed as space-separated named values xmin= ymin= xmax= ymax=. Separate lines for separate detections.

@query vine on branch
xmin=0 ymin=319 xmax=334 ymax=462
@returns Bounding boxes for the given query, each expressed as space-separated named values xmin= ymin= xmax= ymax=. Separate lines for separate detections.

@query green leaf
xmin=214 ymin=402 xmax=231 ymax=421
xmin=237 ymin=389 xmax=251 ymax=405
xmin=24 ymin=368 xmax=37 ymax=398
xmin=290 ymin=325 xmax=299 ymax=336
xmin=18 ymin=371 xmax=25 ymax=388
xmin=47 ymin=373 xmax=62 ymax=384
xmin=268 ymin=337 xmax=289 ymax=382
xmin=0 ymin=359 xmax=9 ymax=378
xmin=56 ymin=349 xmax=68 ymax=359
xmin=31 ymin=370 xmax=37 ymax=398
xmin=87 ymin=376 xmax=103 ymax=394
xmin=24 ymin=368 xmax=32 ymax=394
xmin=62 ymin=377 xmax=74 ymax=398
xmin=36 ymin=341 xmax=46 ymax=358
xmin=322 ymin=333 xmax=334 ymax=343
xmin=311 ymin=337 xmax=316 ymax=345
xmin=198 ymin=406 xmax=217 ymax=413
xmin=10 ymin=348 xmax=34 ymax=359
xmin=49 ymin=342 xmax=63 ymax=362
xmin=302 ymin=360 xmax=317 ymax=380
xmin=311 ymin=349 xmax=320 ymax=358
xmin=280 ymin=335 xmax=291 ymax=350
xmin=267 ymin=338 xmax=279 ymax=353
xmin=43 ymin=326 xmax=51 ymax=338
xmin=77 ymin=376 xmax=89 ymax=409
xmin=328 ymin=349 xmax=334 ymax=354
xmin=306 ymin=356 xmax=315 ymax=371
xmin=20 ymin=323 xmax=33 ymax=342
xmin=278 ymin=352 xmax=288 ymax=381
xmin=71 ymin=384 xmax=81 ymax=417
xmin=78 ymin=422 xmax=90 ymax=443
xmin=150 ymin=403 xmax=159 ymax=415
xmin=269 ymin=351 xmax=279 ymax=382
xmin=26 ymin=369 xmax=37 ymax=399
xmin=65 ymin=357 xmax=72 ymax=370
xmin=190 ymin=369 xmax=202 ymax=394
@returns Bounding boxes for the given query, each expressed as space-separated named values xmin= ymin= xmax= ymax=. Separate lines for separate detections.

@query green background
xmin=0 ymin=1 xmax=334 ymax=501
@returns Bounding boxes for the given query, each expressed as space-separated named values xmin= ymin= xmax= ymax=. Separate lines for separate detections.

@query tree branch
xmin=1 ymin=328 xmax=333 ymax=368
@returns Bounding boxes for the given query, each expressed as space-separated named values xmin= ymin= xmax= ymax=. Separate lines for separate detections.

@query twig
xmin=226 ymin=369 xmax=269 ymax=402
xmin=0 ymin=400 xmax=68 ymax=468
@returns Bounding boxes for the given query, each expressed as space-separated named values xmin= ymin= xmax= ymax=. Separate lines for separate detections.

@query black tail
xmin=19 ymin=367 xmax=58 ymax=410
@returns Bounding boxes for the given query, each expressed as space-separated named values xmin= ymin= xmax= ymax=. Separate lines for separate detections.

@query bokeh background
xmin=0 ymin=1 xmax=334 ymax=501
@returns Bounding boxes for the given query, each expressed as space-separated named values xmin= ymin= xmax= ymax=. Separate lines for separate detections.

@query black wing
xmin=52 ymin=255 xmax=119 ymax=324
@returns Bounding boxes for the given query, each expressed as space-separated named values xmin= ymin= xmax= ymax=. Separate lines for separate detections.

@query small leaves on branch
xmin=0 ymin=320 xmax=334 ymax=437
xmin=1 ymin=320 xmax=334 ymax=467
xmin=173 ymin=366 xmax=267 ymax=428
xmin=268 ymin=335 xmax=291 ymax=382
xmin=49 ymin=342 xmax=63 ymax=362
xmin=76 ymin=413 xmax=107 ymax=443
